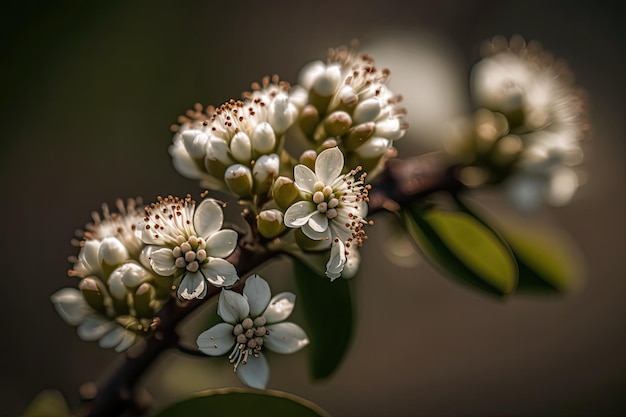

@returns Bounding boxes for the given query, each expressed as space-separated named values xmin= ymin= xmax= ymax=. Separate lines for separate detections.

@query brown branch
xmin=72 ymin=152 xmax=462 ymax=417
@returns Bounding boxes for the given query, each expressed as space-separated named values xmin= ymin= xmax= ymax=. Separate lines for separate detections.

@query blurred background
xmin=1 ymin=1 xmax=624 ymax=416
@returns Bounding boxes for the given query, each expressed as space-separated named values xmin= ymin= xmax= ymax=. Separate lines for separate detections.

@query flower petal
xmin=197 ymin=322 xmax=236 ymax=356
xmin=326 ymin=239 xmax=346 ymax=281
xmin=307 ymin=211 xmax=328 ymax=233
xmin=77 ymin=316 xmax=116 ymax=341
xmin=293 ymin=164 xmax=317 ymax=193
xmin=218 ymin=290 xmax=249 ymax=324
xmin=50 ymin=288 xmax=91 ymax=326
xmin=201 ymin=258 xmax=239 ymax=287
xmin=149 ymin=248 xmax=177 ymax=276
xmin=265 ymin=322 xmax=310 ymax=354
xmin=98 ymin=326 xmax=126 ymax=349
xmin=315 ymin=147 xmax=343 ymax=185
xmin=236 ymin=353 xmax=269 ymax=389
xmin=302 ymin=222 xmax=332 ymax=241
xmin=193 ymin=199 xmax=224 ymax=239
xmin=114 ymin=331 xmax=136 ymax=352
xmin=177 ymin=271 xmax=208 ymax=300
xmin=206 ymin=229 xmax=238 ymax=258
xmin=243 ymin=274 xmax=271 ymax=318
xmin=284 ymin=201 xmax=316 ymax=228
xmin=262 ymin=292 xmax=296 ymax=323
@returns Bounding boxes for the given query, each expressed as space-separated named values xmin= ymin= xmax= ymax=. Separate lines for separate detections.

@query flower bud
xmin=181 ymin=129 xmax=209 ymax=158
xmin=272 ymin=176 xmax=301 ymax=211
xmin=268 ymin=93 xmax=296 ymax=133
xmin=257 ymin=209 xmax=286 ymax=239
xmin=312 ymin=65 xmax=341 ymax=96
xmin=98 ymin=237 xmax=129 ymax=266
xmin=299 ymin=104 xmax=320 ymax=138
xmin=108 ymin=268 xmax=128 ymax=300
xmin=353 ymin=97 xmax=382 ymax=124
xmin=299 ymin=150 xmax=317 ymax=171
xmin=375 ymin=118 xmax=405 ymax=141
xmin=134 ymin=282 xmax=156 ymax=318
xmin=230 ymin=132 xmax=252 ymax=163
xmin=79 ymin=277 xmax=106 ymax=313
xmin=355 ymin=137 xmax=391 ymax=159
xmin=224 ymin=164 xmax=253 ymax=197
xmin=252 ymin=154 xmax=280 ymax=194
xmin=343 ymin=122 xmax=375 ymax=151
xmin=323 ymin=111 xmax=352 ymax=137
xmin=251 ymin=122 xmax=276 ymax=155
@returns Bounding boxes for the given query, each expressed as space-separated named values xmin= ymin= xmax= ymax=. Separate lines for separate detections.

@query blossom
xmin=293 ymin=44 xmax=407 ymax=176
xmin=53 ymin=198 xmax=167 ymax=352
xmin=284 ymin=147 xmax=369 ymax=279
xmin=196 ymin=275 xmax=309 ymax=389
xmin=138 ymin=195 xmax=239 ymax=300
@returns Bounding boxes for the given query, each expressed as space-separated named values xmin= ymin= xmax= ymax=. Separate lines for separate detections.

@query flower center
xmin=312 ymin=186 xmax=340 ymax=220
xmin=172 ymin=235 xmax=207 ymax=273
xmin=229 ymin=316 xmax=269 ymax=371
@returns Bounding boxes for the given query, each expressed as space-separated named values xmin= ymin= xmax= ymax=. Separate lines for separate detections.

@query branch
xmin=72 ymin=151 xmax=461 ymax=417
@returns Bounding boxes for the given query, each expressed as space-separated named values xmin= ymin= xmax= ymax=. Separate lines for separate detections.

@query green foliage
xmin=291 ymin=256 xmax=354 ymax=380
xmin=21 ymin=389 xmax=69 ymax=417
xmin=403 ymin=199 xmax=518 ymax=296
xmin=153 ymin=387 xmax=330 ymax=417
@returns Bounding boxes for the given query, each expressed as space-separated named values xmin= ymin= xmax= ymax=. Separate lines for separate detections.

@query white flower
xmin=284 ymin=147 xmax=369 ymax=279
xmin=138 ymin=195 xmax=239 ymax=300
xmin=196 ymin=274 xmax=309 ymax=389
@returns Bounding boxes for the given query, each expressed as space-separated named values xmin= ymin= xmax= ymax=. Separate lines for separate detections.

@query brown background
xmin=1 ymin=1 xmax=624 ymax=416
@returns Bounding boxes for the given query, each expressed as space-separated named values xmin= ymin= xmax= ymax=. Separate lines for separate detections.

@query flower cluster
xmin=292 ymin=44 xmax=407 ymax=177
xmin=447 ymin=35 xmax=588 ymax=210
xmin=51 ymin=199 xmax=171 ymax=352
xmin=197 ymin=274 xmax=309 ymax=389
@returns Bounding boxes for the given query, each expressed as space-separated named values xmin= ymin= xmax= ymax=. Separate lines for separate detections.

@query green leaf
xmin=453 ymin=195 xmax=584 ymax=294
xmin=404 ymin=203 xmax=517 ymax=296
xmin=21 ymin=389 xmax=69 ymax=417
xmin=502 ymin=223 xmax=585 ymax=293
xmin=291 ymin=256 xmax=354 ymax=380
xmin=153 ymin=387 xmax=331 ymax=417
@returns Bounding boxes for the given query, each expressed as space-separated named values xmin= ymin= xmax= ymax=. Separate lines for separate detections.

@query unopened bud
xmin=299 ymin=104 xmax=320 ymax=138
xmin=252 ymin=154 xmax=280 ymax=194
xmin=251 ymin=122 xmax=277 ymax=155
xmin=98 ymin=237 xmax=129 ymax=267
xmin=134 ymin=283 xmax=156 ymax=318
xmin=268 ymin=93 xmax=296 ymax=133
xmin=353 ymin=98 xmax=382 ymax=124
xmin=224 ymin=164 xmax=253 ymax=197
xmin=181 ymin=130 xmax=209 ymax=158
xmin=79 ymin=277 xmax=106 ymax=313
xmin=323 ymin=111 xmax=352 ymax=137
xmin=230 ymin=132 xmax=252 ymax=163
xmin=344 ymin=122 xmax=376 ymax=151
xmin=299 ymin=150 xmax=317 ymax=171
xmin=257 ymin=209 xmax=286 ymax=239
xmin=272 ymin=176 xmax=300 ymax=211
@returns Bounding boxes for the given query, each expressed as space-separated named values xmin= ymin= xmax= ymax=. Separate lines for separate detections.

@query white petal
xmin=181 ymin=129 xmax=209 ymax=158
xmin=230 ymin=131 xmax=252 ymax=163
xmin=77 ymin=240 xmax=102 ymax=274
xmin=177 ymin=271 xmax=208 ymax=300
xmin=325 ymin=239 xmax=346 ymax=281
xmin=315 ymin=147 xmax=343 ymax=185
xmin=50 ymin=288 xmax=91 ymax=325
xmin=243 ymin=274 xmax=271 ymax=318
xmin=265 ymin=322 xmax=310 ymax=354
xmin=236 ymin=353 xmax=269 ymax=390
xmin=302 ymin=223 xmax=332 ymax=241
xmin=307 ymin=211 xmax=328 ymax=233
xmin=355 ymin=137 xmax=391 ymax=159
xmin=107 ymin=268 xmax=127 ymax=300
xmin=149 ymin=248 xmax=178 ymax=276
xmin=194 ymin=199 xmax=224 ymax=239
xmin=197 ymin=322 xmax=236 ymax=356
xmin=293 ymin=164 xmax=317 ymax=193
xmin=114 ymin=331 xmax=136 ymax=352
xmin=207 ymin=136 xmax=234 ymax=166
xmin=201 ymin=258 xmax=239 ymax=287
xmin=119 ymin=262 xmax=153 ymax=288
xmin=262 ymin=292 xmax=296 ymax=323
xmin=218 ymin=290 xmax=249 ymax=324
xmin=98 ymin=237 xmax=128 ymax=266
xmin=77 ymin=316 xmax=115 ymax=341
xmin=206 ymin=229 xmax=238 ymax=258
xmin=284 ymin=201 xmax=316 ymax=228
xmin=169 ymin=139 xmax=207 ymax=180
xmin=98 ymin=326 xmax=126 ymax=349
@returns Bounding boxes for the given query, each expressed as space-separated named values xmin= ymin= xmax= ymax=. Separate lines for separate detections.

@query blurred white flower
xmin=138 ymin=195 xmax=239 ymax=300
xmin=196 ymin=274 xmax=309 ymax=389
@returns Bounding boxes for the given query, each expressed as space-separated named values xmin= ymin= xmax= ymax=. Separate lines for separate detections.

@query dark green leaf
xmin=21 ymin=389 xmax=69 ymax=417
xmin=453 ymin=195 xmax=584 ymax=294
xmin=291 ymin=256 xmax=354 ymax=380
xmin=153 ymin=387 xmax=330 ymax=417
xmin=404 ymin=203 xmax=517 ymax=296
